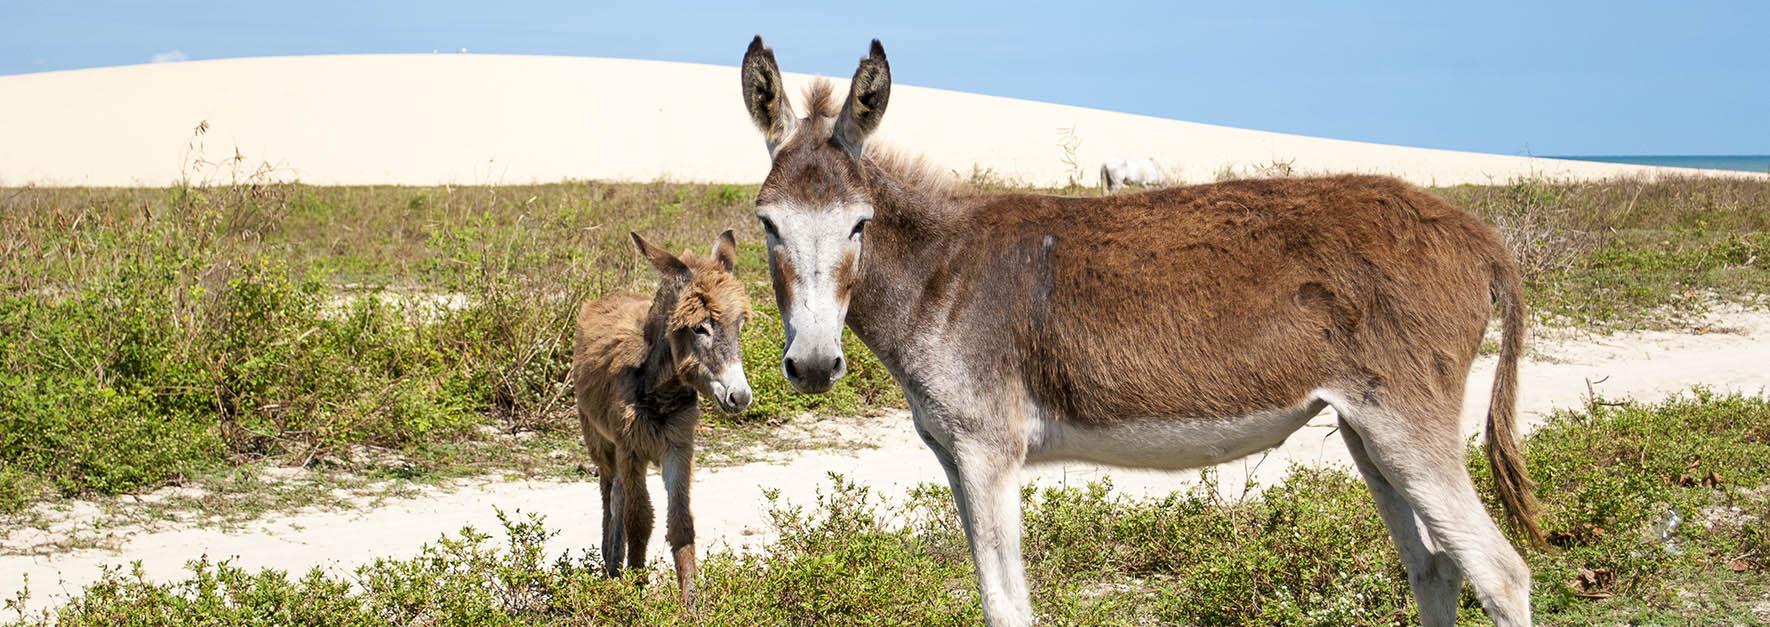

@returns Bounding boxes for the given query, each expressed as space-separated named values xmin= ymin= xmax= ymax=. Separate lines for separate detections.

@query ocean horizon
xmin=1552 ymin=154 xmax=1770 ymax=173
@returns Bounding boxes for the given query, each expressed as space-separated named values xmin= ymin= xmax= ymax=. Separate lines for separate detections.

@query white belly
xmin=1025 ymin=398 xmax=1329 ymax=470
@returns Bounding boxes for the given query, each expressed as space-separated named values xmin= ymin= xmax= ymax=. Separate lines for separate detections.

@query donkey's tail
xmin=1486 ymin=259 xmax=1547 ymax=549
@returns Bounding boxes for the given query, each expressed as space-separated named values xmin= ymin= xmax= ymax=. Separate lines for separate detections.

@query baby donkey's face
xmin=632 ymin=230 xmax=754 ymax=414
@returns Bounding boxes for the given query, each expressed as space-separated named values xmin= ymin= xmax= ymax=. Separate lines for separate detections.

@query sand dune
xmin=2 ymin=54 xmax=1751 ymax=188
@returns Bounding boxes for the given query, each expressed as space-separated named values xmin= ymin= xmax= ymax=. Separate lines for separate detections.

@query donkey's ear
xmin=631 ymin=231 xmax=689 ymax=277
xmin=711 ymin=229 xmax=739 ymax=273
xmin=833 ymin=39 xmax=891 ymax=158
xmin=741 ymin=35 xmax=797 ymax=155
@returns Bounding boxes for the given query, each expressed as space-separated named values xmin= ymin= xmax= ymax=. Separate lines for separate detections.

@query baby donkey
xmin=573 ymin=230 xmax=752 ymax=605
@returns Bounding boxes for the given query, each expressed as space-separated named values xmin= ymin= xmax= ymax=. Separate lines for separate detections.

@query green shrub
xmin=0 ymin=218 xmax=484 ymax=502
xmin=1490 ymin=390 xmax=1770 ymax=619
xmin=0 ymin=374 xmax=218 ymax=499
xmin=0 ymin=228 xmax=222 ymax=497
xmin=15 ymin=392 xmax=1769 ymax=625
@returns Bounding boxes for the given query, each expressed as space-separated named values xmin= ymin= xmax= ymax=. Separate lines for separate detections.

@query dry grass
xmin=1438 ymin=175 xmax=1770 ymax=327
xmin=0 ymin=180 xmax=760 ymax=289
xmin=1439 ymin=175 xmax=1770 ymax=277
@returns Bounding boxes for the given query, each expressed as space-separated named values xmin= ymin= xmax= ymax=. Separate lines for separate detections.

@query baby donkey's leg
xmin=622 ymin=453 xmax=654 ymax=572
xmin=662 ymin=442 xmax=698 ymax=606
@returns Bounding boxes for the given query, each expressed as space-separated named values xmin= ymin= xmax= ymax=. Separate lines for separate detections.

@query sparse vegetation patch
xmin=8 ymin=393 xmax=1767 ymax=625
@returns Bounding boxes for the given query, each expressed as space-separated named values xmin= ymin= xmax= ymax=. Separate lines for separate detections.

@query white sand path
xmin=5 ymin=310 xmax=1770 ymax=615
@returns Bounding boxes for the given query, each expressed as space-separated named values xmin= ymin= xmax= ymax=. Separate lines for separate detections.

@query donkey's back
xmin=572 ymin=293 xmax=652 ymax=439
xmin=946 ymin=175 xmax=1509 ymax=424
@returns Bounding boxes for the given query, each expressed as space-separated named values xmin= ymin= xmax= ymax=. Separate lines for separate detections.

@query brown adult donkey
xmin=573 ymin=230 xmax=752 ymax=606
xmin=739 ymin=37 xmax=1545 ymax=626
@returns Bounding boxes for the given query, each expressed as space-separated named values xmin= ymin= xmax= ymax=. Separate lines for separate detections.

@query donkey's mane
xmin=667 ymin=254 xmax=750 ymax=330
xmin=802 ymin=79 xmax=840 ymax=119
xmin=864 ymin=147 xmax=959 ymax=201
xmin=801 ymin=79 xmax=958 ymax=201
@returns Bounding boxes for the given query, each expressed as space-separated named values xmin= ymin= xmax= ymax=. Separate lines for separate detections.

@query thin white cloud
xmin=149 ymin=49 xmax=188 ymax=64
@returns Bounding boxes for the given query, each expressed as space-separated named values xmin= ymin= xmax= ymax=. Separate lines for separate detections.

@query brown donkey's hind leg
xmin=597 ymin=466 xmax=616 ymax=574
xmin=587 ymin=438 xmax=621 ymax=578
xmin=1340 ymin=417 xmax=1464 ymax=626
xmin=604 ymin=450 xmax=644 ymax=578
xmin=595 ymin=446 xmax=656 ymax=581
xmin=622 ymin=456 xmax=655 ymax=573
xmin=1335 ymin=396 xmax=1533 ymax=627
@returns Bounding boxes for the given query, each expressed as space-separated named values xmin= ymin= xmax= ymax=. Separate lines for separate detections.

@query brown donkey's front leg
xmin=662 ymin=444 xmax=697 ymax=607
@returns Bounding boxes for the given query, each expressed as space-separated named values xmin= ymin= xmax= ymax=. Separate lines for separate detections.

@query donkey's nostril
xmin=729 ymin=388 xmax=752 ymax=410
xmin=783 ymin=357 xmax=800 ymax=380
xmin=831 ymin=356 xmax=844 ymax=373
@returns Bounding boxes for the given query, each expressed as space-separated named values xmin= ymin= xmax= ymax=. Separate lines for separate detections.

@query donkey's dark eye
xmin=850 ymin=219 xmax=869 ymax=240
xmin=758 ymin=217 xmax=781 ymax=240
xmin=693 ymin=323 xmax=712 ymax=337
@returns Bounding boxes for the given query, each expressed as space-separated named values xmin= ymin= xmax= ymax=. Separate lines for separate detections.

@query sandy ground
xmin=4 ymin=309 xmax=1769 ymax=615
xmin=3 ymin=55 xmax=1759 ymax=189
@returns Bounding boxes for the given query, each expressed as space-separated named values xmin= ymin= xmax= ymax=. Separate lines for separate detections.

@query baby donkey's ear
xmin=712 ymin=229 xmax=739 ymax=272
xmin=631 ymin=231 xmax=689 ymax=277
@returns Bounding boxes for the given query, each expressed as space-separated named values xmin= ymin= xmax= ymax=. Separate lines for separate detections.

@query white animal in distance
xmin=1100 ymin=157 xmax=1167 ymax=193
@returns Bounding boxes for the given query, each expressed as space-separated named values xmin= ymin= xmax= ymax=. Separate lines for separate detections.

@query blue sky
xmin=3 ymin=1 xmax=1765 ymax=155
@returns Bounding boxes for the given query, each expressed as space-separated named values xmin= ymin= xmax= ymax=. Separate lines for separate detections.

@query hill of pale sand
xmin=0 ymin=54 xmax=1754 ymax=187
